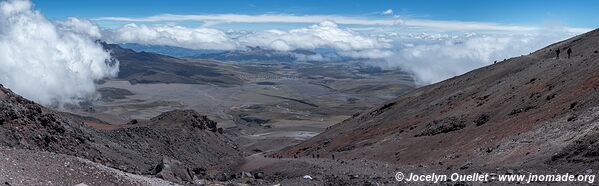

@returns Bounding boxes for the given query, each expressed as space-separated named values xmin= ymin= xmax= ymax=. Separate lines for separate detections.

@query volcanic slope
xmin=278 ymin=29 xmax=599 ymax=172
xmin=0 ymin=84 xmax=241 ymax=183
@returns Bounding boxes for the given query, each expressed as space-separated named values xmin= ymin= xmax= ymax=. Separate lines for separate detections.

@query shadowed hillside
xmin=103 ymin=43 xmax=245 ymax=86
xmin=0 ymin=84 xmax=241 ymax=183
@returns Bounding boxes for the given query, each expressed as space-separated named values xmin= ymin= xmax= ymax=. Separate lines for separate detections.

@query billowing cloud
xmin=240 ymin=21 xmax=389 ymax=51
xmin=104 ymin=23 xmax=238 ymax=50
xmin=94 ymin=12 xmax=588 ymax=85
xmin=237 ymin=21 xmax=393 ymax=58
xmin=0 ymin=0 xmax=118 ymax=106
xmin=55 ymin=17 xmax=102 ymax=38
xmin=102 ymin=21 xmax=393 ymax=59
xmin=381 ymin=31 xmax=575 ymax=84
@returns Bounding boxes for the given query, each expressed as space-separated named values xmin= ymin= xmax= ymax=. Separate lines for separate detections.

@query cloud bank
xmin=104 ymin=21 xmax=393 ymax=59
xmin=104 ymin=23 xmax=238 ymax=50
xmin=0 ymin=0 xmax=118 ymax=106
xmin=55 ymin=17 xmax=103 ymax=38
xmin=238 ymin=21 xmax=392 ymax=58
xmin=381 ymin=31 xmax=575 ymax=84
xmin=101 ymin=18 xmax=580 ymax=84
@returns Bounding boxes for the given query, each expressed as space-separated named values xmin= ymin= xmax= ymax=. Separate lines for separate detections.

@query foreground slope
xmin=278 ymin=29 xmax=599 ymax=171
xmin=0 ymin=84 xmax=240 ymax=183
xmin=0 ymin=148 xmax=175 ymax=186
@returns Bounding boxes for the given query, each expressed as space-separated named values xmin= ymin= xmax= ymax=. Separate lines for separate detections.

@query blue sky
xmin=33 ymin=0 xmax=599 ymax=30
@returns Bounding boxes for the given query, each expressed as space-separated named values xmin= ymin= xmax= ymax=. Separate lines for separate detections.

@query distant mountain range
xmin=119 ymin=43 xmax=222 ymax=57
xmin=103 ymin=42 xmax=245 ymax=86
xmin=118 ymin=43 xmax=351 ymax=63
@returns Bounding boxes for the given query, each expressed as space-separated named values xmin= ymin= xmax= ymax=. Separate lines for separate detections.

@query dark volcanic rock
xmin=150 ymin=109 xmax=219 ymax=131
xmin=414 ymin=116 xmax=467 ymax=137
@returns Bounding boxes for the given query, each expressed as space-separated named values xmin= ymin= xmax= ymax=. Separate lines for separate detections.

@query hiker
xmin=556 ymin=48 xmax=560 ymax=59
xmin=567 ymin=47 xmax=572 ymax=59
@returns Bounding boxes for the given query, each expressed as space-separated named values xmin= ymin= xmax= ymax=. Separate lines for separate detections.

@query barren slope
xmin=0 ymin=84 xmax=240 ymax=183
xmin=0 ymin=148 xmax=176 ymax=186
xmin=277 ymin=29 xmax=599 ymax=171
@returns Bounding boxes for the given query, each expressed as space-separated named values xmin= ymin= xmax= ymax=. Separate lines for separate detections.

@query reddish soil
xmin=277 ymin=29 xmax=599 ymax=172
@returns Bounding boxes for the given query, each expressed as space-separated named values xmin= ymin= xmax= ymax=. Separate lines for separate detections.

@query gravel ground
xmin=0 ymin=148 xmax=177 ymax=186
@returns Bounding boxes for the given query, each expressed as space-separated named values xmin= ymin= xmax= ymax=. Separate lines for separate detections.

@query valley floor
xmin=73 ymin=61 xmax=414 ymax=154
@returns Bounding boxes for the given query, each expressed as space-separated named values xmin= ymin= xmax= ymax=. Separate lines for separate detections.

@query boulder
xmin=253 ymin=172 xmax=265 ymax=179
xmin=155 ymin=157 xmax=194 ymax=183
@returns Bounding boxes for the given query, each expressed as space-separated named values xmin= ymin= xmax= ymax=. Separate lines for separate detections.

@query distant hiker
xmin=567 ymin=47 xmax=572 ymax=59
xmin=556 ymin=48 xmax=560 ymax=59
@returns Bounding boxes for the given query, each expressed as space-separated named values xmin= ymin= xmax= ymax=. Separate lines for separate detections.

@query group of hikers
xmin=556 ymin=47 xmax=573 ymax=59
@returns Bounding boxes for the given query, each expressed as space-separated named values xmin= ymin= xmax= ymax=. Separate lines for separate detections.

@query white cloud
xmin=293 ymin=53 xmax=325 ymax=61
xmin=55 ymin=17 xmax=102 ymax=38
xmin=93 ymin=13 xmax=591 ymax=85
xmin=338 ymin=49 xmax=394 ymax=59
xmin=383 ymin=9 xmax=393 ymax=15
xmin=236 ymin=21 xmax=392 ymax=59
xmin=239 ymin=21 xmax=389 ymax=51
xmin=104 ymin=23 xmax=238 ymax=50
xmin=381 ymin=31 xmax=575 ymax=84
xmin=0 ymin=0 xmax=118 ymax=106
xmin=101 ymin=21 xmax=393 ymax=59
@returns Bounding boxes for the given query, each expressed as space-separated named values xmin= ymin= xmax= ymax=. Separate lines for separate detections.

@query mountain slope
xmin=277 ymin=29 xmax=599 ymax=171
xmin=103 ymin=43 xmax=244 ymax=86
xmin=0 ymin=84 xmax=241 ymax=181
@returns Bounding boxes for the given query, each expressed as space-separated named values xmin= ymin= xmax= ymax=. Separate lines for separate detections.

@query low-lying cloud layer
xmin=101 ymin=20 xmax=578 ymax=84
xmin=238 ymin=21 xmax=392 ymax=58
xmin=382 ymin=30 xmax=574 ymax=84
xmin=103 ymin=19 xmax=582 ymax=84
xmin=103 ymin=21 xmax=394 ymax=59
xmin=239 ymin=21 xmax=388 ymax=51
xmin=104 ymin=23 xmax=238 ymax=50
xmin=0 ymin=0 xmax=118 ymax=106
